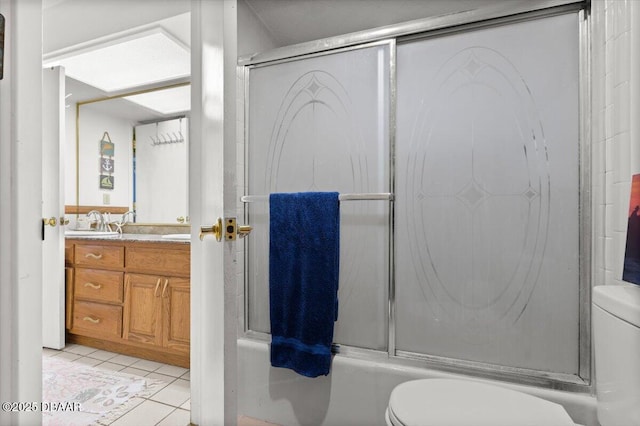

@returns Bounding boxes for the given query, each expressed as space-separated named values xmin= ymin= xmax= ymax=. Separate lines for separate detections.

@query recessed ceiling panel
xmin=44 ymin=30 xmax=189 ymax=93
xmin=124 ymin=85 xmax=190 ymax=115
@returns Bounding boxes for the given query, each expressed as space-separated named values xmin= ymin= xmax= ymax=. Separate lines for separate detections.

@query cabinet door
xmin=163 ymin=277 xmax=190 ymax=354
xmin=123 ymin=273 xmax=163 ymax=347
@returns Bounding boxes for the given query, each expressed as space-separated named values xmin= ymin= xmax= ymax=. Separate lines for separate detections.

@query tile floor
xmin=43 ymin=344 xmax=190 ymax=426
xmin=43 ymin=344 xmax=279 ymax=426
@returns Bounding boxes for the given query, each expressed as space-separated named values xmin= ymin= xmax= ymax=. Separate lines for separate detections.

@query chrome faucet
xmin=111 ymin=210 xmax=135 ymax=235
xmin=104 ymin=212 xmax=113 ymax=232
xmin=121 ymin=210 xmax=136 ymax=225
xmin=86 ymin=210 xmax=105 ymax=231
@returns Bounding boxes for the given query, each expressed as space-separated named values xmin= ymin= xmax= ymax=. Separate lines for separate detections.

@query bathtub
xmin=237 ymin=339 xmax=598 ymax=426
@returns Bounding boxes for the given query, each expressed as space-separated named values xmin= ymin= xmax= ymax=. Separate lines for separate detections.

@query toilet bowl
xmin=385 ymin=378 xmax=578 ymax=426
xmin=592 ymin=284 xmax=640 ymax=425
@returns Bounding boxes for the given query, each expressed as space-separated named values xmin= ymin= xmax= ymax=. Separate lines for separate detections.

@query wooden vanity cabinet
xmin=65 ymin=238 xmax=190 ymax=367
xmin=122 ymin=245 xmax=190 ymax=355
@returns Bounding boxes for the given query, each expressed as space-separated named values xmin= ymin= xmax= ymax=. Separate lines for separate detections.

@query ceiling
xmin=46 ymin=0 xmax=518 ymax=122
xmin=44 ymin=9 xmax=191 ymax=122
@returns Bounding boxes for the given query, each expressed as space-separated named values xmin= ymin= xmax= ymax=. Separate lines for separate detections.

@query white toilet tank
xmin=593 ymin=285 xmax=640 ymax=426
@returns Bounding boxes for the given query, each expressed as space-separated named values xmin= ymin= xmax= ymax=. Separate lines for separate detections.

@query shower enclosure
xmin=242 ymin=1 xmax=590 ymax=396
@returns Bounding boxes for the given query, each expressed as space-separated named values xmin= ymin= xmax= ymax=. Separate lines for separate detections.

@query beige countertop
xmin=65 ymin=232 xmax=190 ymax=244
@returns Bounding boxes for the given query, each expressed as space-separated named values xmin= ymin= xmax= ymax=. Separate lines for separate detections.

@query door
xmin=0 ymin=1 xmax=45 ymax=424
xmin=42 ymin=66 xmax=66 ymax=349
xmin=394 ymin=13 xmax=581 ymax=375
xmin=190 ymin=1 xmax=239 ymax=425
xmin=123 ymin=273 xmax=163 ymax=347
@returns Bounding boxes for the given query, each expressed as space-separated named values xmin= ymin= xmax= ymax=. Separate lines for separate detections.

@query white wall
xmin=135 ymin=118 xmax=189 ymax=223
xmin=76 ymin=106 xmax=133 ymax=208
xmin=592 ymin=0 xmax=640 ymax=287
xmin=65 ymin=97 xmax=77 ymax=205
xmin=238 ymin=0 xmax=279 ymax=57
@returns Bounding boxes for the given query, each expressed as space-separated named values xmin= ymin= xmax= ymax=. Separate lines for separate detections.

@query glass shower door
xmin=394 ymin=13 xmax=581 ymax=375
xmin=246 ymin=42 xmax=391 ymax=351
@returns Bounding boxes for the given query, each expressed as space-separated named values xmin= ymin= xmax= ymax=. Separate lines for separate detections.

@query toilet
xmin=592 ymin=284 xmax=640 ymax=426
xmin=385 ymin=284 xmax=640 ymax=426
xmin=385 ymin=378 xmax=577 ymax=426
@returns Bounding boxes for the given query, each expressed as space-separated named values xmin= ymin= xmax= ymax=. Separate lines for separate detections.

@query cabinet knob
xmin=162 ymin=279 xmax=169 ymax=298
xmin=154 ymin=278 xmax=162 ymax=297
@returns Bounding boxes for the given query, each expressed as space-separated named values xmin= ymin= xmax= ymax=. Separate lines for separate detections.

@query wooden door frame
xmin=0 ymin=1 xmax=44 ymax=425
xmin=190 ymin=1 xmax=238 ymax=424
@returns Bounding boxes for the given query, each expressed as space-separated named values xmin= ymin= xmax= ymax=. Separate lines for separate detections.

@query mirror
xmin=75 ymin=83 xmax=190 ymax=224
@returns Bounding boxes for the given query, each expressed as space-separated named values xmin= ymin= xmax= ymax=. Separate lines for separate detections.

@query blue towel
xmin=269 ymin=192 xmax=340 ymax=377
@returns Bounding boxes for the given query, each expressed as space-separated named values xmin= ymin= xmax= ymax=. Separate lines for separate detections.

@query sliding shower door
xmin=244 ymin=9 xmax=586 ymax=383
xmin=246 ymin=42 xmax=391 ymax=351
xmin=395 ymin=13 xmax=581 ymax=374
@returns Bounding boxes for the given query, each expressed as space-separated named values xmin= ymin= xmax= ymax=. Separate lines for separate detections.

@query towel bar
xmin=241 ymin=192 xmax=394 ymax=203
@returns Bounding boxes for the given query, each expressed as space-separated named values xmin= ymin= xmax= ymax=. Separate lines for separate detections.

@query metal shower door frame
xmin=240 ymin=0 xmax=591 ymax=393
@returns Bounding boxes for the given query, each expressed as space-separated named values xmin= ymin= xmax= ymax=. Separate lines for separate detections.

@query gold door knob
xmin=60 ymin=217 xmax=69 ymax=226
xmin=177 ymin=216 xmax=185 ymax=223
xmin=200 ymin=217 xmax=223 ymax=241
xmin=43 ymin=217 xmax=57 ymax=227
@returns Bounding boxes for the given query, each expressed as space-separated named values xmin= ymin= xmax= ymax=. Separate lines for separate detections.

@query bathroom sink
xmin=161 ymin=233 xmax=191 ymax=240
xmin=65 ymin=230 xmax=120 ymax=237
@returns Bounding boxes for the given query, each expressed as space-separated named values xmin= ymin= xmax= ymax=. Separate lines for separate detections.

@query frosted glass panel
xmin=395 ymin=14 xmax=580 ymax=373
xmin=247 ymin=45 xmax=390 ymax=350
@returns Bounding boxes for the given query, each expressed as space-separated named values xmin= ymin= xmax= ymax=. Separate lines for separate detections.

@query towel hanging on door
xmin=269 ymin=192 xmax=340 ymax=377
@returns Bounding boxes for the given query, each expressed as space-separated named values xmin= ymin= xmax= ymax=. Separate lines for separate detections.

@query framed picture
xmin=99 ymin=175 xmax=114 ymax=190
xmin=100 ymin=157 xmax=114 ymax=173
xmin=623 ymin=174 xmax=640 ymax=285
xmin=100 ymin=140 xmax=114 ymax=157
xmin=0 ymin=14 xmax=5 ymax=80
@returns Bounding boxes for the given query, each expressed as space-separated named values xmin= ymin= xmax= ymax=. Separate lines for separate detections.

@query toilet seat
xmin=386 ymin=379 xmax=576 ymax=426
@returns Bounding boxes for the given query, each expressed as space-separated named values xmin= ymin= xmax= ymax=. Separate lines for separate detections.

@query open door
xmin=190 ymin=1 xmax=240 ymax=425
xmin=0 ymin=1 xmax=45 ymax=424
xmin=42 ymin=66 xmax=66 ymax=349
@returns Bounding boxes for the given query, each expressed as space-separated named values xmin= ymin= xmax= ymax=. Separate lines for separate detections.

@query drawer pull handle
xmin=82 ymin=316 xmax=100 ymax=324
xmin=84 ymin=282 xmax=102 ymax=290
xmin=154 ymin=278 xmax=161 ymax=297
xmin=85 ymin=253 xmax=103 ymax=260
xmin=162 ymin=279 xmax=169 ymax=298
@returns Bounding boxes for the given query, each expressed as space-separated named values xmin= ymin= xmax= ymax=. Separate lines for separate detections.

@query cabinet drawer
xmin=75 ymin=244 xmax=124 ymax=268
xmin=75 ymin=269 xmax=123 ymax=303
xmin=72 ymin=301 xmax=122 ymax=339
xmin=126 ymin=247 xmax=189 ymax=276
